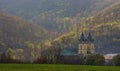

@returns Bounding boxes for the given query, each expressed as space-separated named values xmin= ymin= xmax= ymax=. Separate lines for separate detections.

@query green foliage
xmin=85 ymin=54 xmax=105 ymax=65
xmin=112 ymin=55 xmax=120 ymax=66
xmin=85 ymin=55 xmax=96 ymax=65
xmin=94 ymin=54 xmax=105 ymax=65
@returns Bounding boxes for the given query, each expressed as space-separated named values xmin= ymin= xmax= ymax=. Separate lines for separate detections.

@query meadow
xmin=0 ymin=64 xmax=120 ymax=71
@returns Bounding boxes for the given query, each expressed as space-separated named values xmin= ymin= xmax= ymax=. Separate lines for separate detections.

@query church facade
xmin=78 ymin=32 xmax=95 ymax=55
xmin=60 ymin=32 xmax=95 ymax=64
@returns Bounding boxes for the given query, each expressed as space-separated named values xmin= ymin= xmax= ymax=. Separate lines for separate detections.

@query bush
xmin=85 ymin=54 xmax=105 ymax=65
xmin=85 ymin=54 xmax=96 ymax=65
xmin=112 ymin=55 xmax=120 ymax=66
xmin=94 ymin=54 xmax=105 ymax=65
xmin=0 ymin=53 xmax=23 ymax=64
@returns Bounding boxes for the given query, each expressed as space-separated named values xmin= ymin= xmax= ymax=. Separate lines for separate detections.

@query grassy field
xmin=0 ymin=64 xmax=120 ymax=71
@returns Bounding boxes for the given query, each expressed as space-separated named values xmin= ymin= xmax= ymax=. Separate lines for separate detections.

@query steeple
xmin=87 ymin=32 xmax=94 ymax=42
xmin=79 ymin=32 xmax=85 ymax=42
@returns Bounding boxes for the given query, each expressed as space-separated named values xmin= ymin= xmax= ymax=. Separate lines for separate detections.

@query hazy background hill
xmin=0 ymin=0 xmax=117 ymax=19
xmin=0 ymin=0 xmax=119 ymax=32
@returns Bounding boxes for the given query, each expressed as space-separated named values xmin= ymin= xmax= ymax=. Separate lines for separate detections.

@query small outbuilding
xmin=104 ymin=54 xmax=118 ymax=65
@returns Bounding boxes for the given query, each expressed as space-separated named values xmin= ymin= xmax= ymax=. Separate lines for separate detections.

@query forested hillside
xmin=0 ymin=0 xmax=120 ymax=61
xmin=0 ymin=11 xmax=49 ymax=61
xmin=88 ymin=2 xmax=120 ymax=53
xmin=53 ymin=2 xmax=120 ymax=54
xmin=0 ymin=0 xmax=118 ymax=32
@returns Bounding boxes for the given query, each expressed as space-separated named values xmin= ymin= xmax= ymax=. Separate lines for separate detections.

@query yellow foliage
xmin=63 ymin=17 xmax=70 ymax=22
xmin=36 ymin=44 xmax=41 ymax=49
xmin=25 ymin=41 xmax=34 ymax=49
xmin=16 ymin=49 xmax=24 ymax=52
xmin=44 ymin=40 xmax=52 ymax=46
xmin=53 ymin=31 xmax=75 ymax=42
